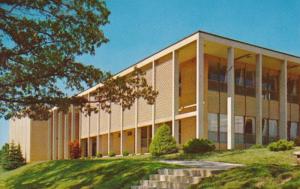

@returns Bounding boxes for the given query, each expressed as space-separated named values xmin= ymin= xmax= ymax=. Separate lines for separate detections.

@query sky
xmin=1 ymin=0 xmax=300 ymax=147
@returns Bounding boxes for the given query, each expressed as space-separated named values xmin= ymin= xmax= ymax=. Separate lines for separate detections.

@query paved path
xmin=159 ymin=160 xmax=243 ymax=170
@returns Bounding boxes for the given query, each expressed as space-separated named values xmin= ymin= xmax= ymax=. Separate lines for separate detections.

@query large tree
xmin=0 ymin=0 xmax=157 ymax=120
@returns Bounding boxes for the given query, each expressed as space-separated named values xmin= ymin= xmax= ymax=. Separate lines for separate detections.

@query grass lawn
xmin=0 ymin=158 xmax=181 ymax=189
xmin=160 ymin=147 xmax=300 ymax=189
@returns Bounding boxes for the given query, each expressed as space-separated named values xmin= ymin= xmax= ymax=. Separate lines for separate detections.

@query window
xmin=290 ymin=122 xmax=298 ymax=140
xmin=220 ymin=114 xmax=227 ymax=143
xmin=235 ymin=116 xmax=244 ymax=144
xmin=269 ymin=119 xmax=278 ymax=142
xmin=208 ymin=113 xmax=218 ymax=142
xmin=288 ymin=79 xmax=298 ymax=103
xmin=208 ymin=61 xmax=227 ymax=92
xmin=244 ymin=117 xmax=255 ymax=145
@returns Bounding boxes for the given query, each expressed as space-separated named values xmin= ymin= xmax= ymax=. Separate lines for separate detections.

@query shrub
xmin=1 ymin=142 xmax=26 ymax=170
xmin=123 ymin=150 xmax=129 ymax=156
xmin=268 ymin=140 xmax=294 ymax=151
xmin=149 ymin=124 xmax=178 ymax=156
xmin=69 ymin=140 xmax=81 ymax=159
xmin=250 ymin=144 xmax=264 ymax=149
xmin=96 ymin=153 xmax=103 ymax=158
xmin=183 ymin=138 xmax=215 ymax=154
xmin=108 ymin=151 xmax=116 ymax=157
xmin=294 ymin=136 xmax=300 ymax=146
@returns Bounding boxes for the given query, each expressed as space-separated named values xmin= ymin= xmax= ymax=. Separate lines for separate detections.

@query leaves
xmin=0 ymin=0 xmax=157 ymax=120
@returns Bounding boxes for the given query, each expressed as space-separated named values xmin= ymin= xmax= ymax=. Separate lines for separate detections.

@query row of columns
xmin=48 ymin=34 xmax=289 ymax=158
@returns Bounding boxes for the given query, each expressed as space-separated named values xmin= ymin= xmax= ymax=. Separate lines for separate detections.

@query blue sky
xmin=1 ymin=0 xmax=300 ymax=146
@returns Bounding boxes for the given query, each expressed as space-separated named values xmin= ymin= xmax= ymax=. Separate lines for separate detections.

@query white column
xmin=196 ymin=34 xmax=205 ymax=139
xmin=71 ymin=105 xmax=76 ymax=141
xmin=152 ymin=60 xmax=156 ymax=139
xmin=256 ymin=54 xmax=263 ymax=144
xmin=280 ymin=59 xmax=288 ymax=139
xmin=134 ymin=99 xmax=140 ymax=154
xmin=52 ymin=110 xmax=57 ymax=160
xmin=172 ymin=51 xmax=179 ymax=143
xmin=120 ymin=106 xmax=124 ymax=155
xmin=79 ymin=111 xmax=82 ymax=146
xmin=108 ymin=112 xmax=111 ymax=154
xmin=47 ymin=117 xmax=52 ymax=160
xmin=227 ymin=47 xmax=235 ymax=150
xmin=96 ymin=105 xmax=101 ymax=155
xmin=64 ymin=113 xmax=69 ymax=159
xmin=58 ymin=112 xmax=63 ymax=159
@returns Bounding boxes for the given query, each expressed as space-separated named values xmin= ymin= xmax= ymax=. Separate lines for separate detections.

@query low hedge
xmin=183 ymin=138 xmax=215 ymax=154
xmin=268 ymin=140 xmax=294 ymax=151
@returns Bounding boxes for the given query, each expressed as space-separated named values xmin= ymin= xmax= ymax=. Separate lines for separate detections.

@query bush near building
xmin=268 ymin=140 xmax=294 ymax=151
xmin=1 ymin=142 xmax=25 ymax=170
xmin=123 ymin=150 xmax=129 ymax=156
xmin=183 ymin=138 xmax=215 ymax=154
xmin=294 ymin=136 xmax=300 ymax=146
xmin=69 ymin=140 xmax=81 ymax=159
xmin=149 ymin=124 xmax=178 ymax=156
xmin=109 ymin=152 xmax=116 ymax=157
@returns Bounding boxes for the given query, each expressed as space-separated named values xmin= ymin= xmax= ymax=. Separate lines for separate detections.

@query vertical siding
xmin=155 ymin=56 xmax=172 ymax=120
xmin=111 ymin=103 xmax=121 ymax=132
xmin=123 ymin=106 xmax=135 ymax=129
xmin=99 ymin=109 xmax=109 ymax=134
xmin=180 ymin=59 xmax=196 ymax=109
xmin=138 ymin=66 xmax=153 ymax=124
xmin=30 ymin=120 xmax=48 ymax=161
xmin=80 ymin=111 xmax=89 ymax=138
xmin=235 ymin=95 xmax=245 ymax=116
xmin=208 ymin=91 xmax=219 ymax=113
xmin=246 ymin=97 xmax=256 ymax=117
xmin=90 ymin=110 xmax=98 ymax=136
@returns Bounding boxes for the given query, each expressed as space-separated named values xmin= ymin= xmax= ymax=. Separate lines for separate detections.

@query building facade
xmin=9 ymin=31 xmax=300 ymax=161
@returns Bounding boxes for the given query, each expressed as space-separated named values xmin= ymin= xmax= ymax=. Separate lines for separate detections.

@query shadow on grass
xmin=3 ymin=159 xmax=180 ymax=189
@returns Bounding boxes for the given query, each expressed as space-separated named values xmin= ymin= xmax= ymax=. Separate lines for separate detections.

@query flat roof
xmin=78 ymin=30 xmax=300 ymax=96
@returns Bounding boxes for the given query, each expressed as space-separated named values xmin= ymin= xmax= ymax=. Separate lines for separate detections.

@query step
xmin=158 ymin=168 xmax=213 ymax=177
xmin=149 ymin=174 xmax=202 ymax=184
xmin=131 ymin=186 xmax=156 ymax=189
xmin=140 ymin=180 xmax=190 ymax=189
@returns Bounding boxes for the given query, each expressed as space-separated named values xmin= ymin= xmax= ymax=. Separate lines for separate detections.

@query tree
xmin=1 ymin=142 xmax=26 ymax=170
xmin=69 ymin=140 xmax=81 ymax=159
xmin=0 ymin=1 xmax=157 ymax=120
xmin=149 ymin=124 xmax=178 ymax=156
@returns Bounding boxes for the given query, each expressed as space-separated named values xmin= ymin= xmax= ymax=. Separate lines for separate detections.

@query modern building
xmin=9 ymin=30 xmax=300 ymax=161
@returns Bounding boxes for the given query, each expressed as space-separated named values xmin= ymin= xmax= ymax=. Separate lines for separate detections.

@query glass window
xmin=235 ymin=116 xmax=244 ymax=144
xmin=245 ymin=117 xmax=256 ymax=145
xmin=208 ymin=113 xmax=218 ymax=142
xmin=290 ymin=122 xmax=298 ymax=140
xmin=269 ymin=119 xmax=278 ymax=142
xmin=220 ymin=114 xmax=227 ymax=143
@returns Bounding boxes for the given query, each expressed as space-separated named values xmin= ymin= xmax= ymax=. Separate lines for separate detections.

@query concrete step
xmin=140 ymin=180 xmax=190 ymax=189
xmin=157 ymin=168 xmax=214 ymax=177
xmin=149 ymin=174 xmax=202 ymax=184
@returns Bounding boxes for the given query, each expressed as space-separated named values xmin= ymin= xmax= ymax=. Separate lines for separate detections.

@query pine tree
xmin=2 ymin=142 xmax=25 ymax=170
xmin=149 ymin=124 xmax=178 ymax=156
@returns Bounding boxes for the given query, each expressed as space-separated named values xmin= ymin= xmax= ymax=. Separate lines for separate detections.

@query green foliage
xmin=108 ymin=152 xmax=116 ymax=157
xmin=96 ymin=153 xmax=103 ymax=158
xmin=250 ymin=144 xmax=264 ymax=149
xmin=122 ymin=150 xmax=129 ymax=156
xmin=294 ymin=136 xmax=300 ymax=146
xmin=149 ymin=124 xmax=178 ymax=156
xmin=1 ymin=143 xmax=25 ymax=170
xmin=183 ymin=138 xmax=215 ymax=154
xmin=69 ymin=140 xmax=81 ymax=159
xmin=268 ymin=140 xmax=294 ymax=151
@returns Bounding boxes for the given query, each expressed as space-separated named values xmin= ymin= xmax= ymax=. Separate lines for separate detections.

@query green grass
xmin=161 ymin=147 xmax=300 ymax=165
xmin=0 ymin=158 xmax=181 ymax=189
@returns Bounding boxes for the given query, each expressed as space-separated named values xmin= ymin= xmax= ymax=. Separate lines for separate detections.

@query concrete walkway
xmin=159 ymin=160 xmax=243 ymax=170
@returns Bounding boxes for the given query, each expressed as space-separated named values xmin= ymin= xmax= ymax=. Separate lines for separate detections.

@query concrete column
xmin=47 ymin=117 xmax=52 ymax=160
xmin=71 ymin=105 xmax=76 ymax=141
xmin=108 ymin=112 xmax=111 ymax=154
xmin=196 ymin=35 xmax=205 ymax=139
xmin=256 ymin=54 xmax=263 ymax=144
xmin=120 ymin=106 xmax=124 ymax=155
xmin=87 ymin=94 xmax=91 ymax=157
xmin=96 ymin=105 xmax=101 ymax=155
xmin=134 ymin=99 xmax=141 ymax=154
xmin=280 ymin=59 xmax=288 ymax=139
xmin=227 ymin=47 xmax=235 ymax=150
xmin=172 ymin=51 xmax=179 ymax=142
xmin=79 ymin=111 xmax=82 ymax=145
xmin=58 ymin=112 xmax=63 ymax=159
xmin=64 ymin=113 xmax=69 ymax=159
xmin=152 ymin=60 xmax=156 ymax=139
xmin=52 ymin=110 xmax=57 ymax=160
